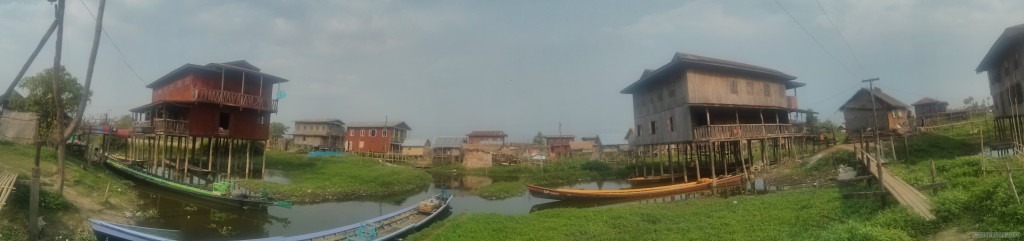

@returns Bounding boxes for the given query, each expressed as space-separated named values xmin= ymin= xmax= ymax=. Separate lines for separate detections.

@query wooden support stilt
xmin=710 ymin=142 xmax=717 ymax=179
xmin=262 ymin=140 xmax=268 ymax=180
xmin=695 ymin=144 xmax=702 ymax=180
xmin=681 ymin=143 xmax=688 ymax=183
xmin=208 ymin=138 xmax=215 ymax=171
xmin=227 ymin=139 xmax=234 ymax=180
xmin=669 ymin=144 xmax=675 ymax=184
xmin=889 ymin=136 xmax=898 ymax=163
xmin=246 ymin=140 xmax=252 ymax=179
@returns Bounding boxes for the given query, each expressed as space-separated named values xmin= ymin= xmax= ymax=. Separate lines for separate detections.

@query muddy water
xmin=131 ymin=172 xmax=760 ymax=240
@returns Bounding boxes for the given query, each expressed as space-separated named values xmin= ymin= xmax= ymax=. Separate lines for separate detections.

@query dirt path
xmin=803 ymin=144 xmax=854 ymax=167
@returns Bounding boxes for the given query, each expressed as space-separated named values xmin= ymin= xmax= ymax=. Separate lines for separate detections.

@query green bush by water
xmin=477 ymin=181 xmax=525 ymax=200
xmin=238 ymin=152 xmax=431 ymax=203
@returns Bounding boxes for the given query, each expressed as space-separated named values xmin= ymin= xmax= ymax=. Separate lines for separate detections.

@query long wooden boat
xmin=89 ymin=219 xmax=181 ymax=241
xmin=90 ymin=193 xmax=453 ymax=241
xmin=103 ymin=154 xmax=290 ymax=209
xmin=528 ymin=175 xmax=744 ymax=200
xmin=626 ymin=173 xmax=689 ymax=184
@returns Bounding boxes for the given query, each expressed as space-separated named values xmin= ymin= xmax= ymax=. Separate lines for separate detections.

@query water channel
xmin=130 ymin=171 xmax=769 ymax=240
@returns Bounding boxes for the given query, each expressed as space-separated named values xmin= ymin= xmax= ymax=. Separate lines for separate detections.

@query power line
xmin=773 ymin=0 xmax=861 ymax=79
xmin=77 ymin=0 xmax=147 ymax=85
xmin=815 ymin=0 xmax=870 ymax=77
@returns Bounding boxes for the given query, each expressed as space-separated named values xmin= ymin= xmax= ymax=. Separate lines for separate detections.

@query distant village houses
xmin=344 ymin=121 xmax=410 ymax=153
xmin=544 ymin=135 xmax=575 ymax=159
xmin=839 ymin=87 xmax=911 ymax=136
xmin=292 ymin=119 xmax=345 ymax=151
xmin=466 ymin=131 xmax=507 ymax=145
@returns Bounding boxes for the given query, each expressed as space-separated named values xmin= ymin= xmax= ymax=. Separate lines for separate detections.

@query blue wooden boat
xmin=91 ymin=192 xmax=453 ymax=241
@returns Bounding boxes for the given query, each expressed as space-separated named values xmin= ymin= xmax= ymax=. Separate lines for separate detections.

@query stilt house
xmin=621 ymin=53 xmax=811 ymax=181
xmin=839 ymin=87 xmax=911 ymax=135
xmin=977 ymin=23 xmax=1024 ymax=145
xmin=128 ymin=60 xmax=287 ymax=181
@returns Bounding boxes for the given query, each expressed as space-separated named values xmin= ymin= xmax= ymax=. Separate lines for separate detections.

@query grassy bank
xmin=884 ymin=123 xmax=1024 ymax=234
xmin=237 ymin=151 xmax=431 ymax=203
xmin=430 ymin=158 xmax=629 ymax=185
xmin=0 ymin=141 xmax=140 ymax=241
xmin=409 ymin=187 xmax=937 ymax=241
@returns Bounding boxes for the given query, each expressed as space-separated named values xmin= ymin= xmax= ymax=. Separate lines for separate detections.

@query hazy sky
xmin=1 ymin=0 xmax=1022 ymax=141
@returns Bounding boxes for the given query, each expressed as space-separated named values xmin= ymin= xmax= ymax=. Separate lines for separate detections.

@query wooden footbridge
xmin=0 ymin=171 xmax=18 ymax=213
xmin=855 ymin=146 xmax=935 ymax=220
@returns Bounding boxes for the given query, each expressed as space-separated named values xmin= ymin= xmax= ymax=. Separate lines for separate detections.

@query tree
xmin=114 ymin=114 xmax=133 ymax=129
xmin=533 ymin=132 xmax=545 ymax=145
xmin=13 ymin=66 xmax=89 ymax=143
xmin=270 ymin=122 xmax=289 ymax=139
xmin=963 ymin=96 xmax=975 ymax=108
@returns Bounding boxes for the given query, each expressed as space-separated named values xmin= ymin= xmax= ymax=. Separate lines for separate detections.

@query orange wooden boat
xmin=528 ymin=175 xmax=744 ymax=200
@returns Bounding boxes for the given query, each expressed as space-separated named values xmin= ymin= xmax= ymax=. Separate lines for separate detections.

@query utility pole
xmin=863 ymin=77 xmax=885 ymax=205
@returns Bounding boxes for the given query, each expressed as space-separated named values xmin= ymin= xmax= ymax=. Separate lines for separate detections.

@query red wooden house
xmin=344 ymin=121 xmax=411 ymax=153
xmin=129 ymin=60 xmax=286 ymax=140
xmin=544 ymin=135 xmax=575 ymax=159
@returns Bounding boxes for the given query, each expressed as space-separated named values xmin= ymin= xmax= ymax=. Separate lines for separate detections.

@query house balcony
xmin=692 ymin=124 xmax=807 ymax=142
xmin=133 ymin=119 xmax=189 ymax=136
xmin=193 ymin=88 xmax=278 ymax=112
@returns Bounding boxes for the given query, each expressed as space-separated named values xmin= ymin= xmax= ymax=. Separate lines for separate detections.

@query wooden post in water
xmin=710 ymin=142 xmax=717 ymax=179
xmin=208 ymin=137 xmax=215 ymax=171
xmin=681 ymin=143 xmax=688 ymax=183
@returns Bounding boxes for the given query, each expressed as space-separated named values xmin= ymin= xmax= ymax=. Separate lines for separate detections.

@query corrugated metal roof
xmin=432 ymin=136 xmax=466 ymax=149
xmin=294 ymin=119 xmax=344 ymax=124
xmin=347 ymin=121 xmax=411 ymax=130
xmin=911 ymin=98 xmax=946 ymax=106
xmin=597 ymin=134 xmax=628 ymax=146
xmin=467 ymin=131 xmax=507 ymax=137
xmin=978 ymin=23 xmax=1024 ymax=72
xmin=622 ymin=53 xmax=797 ymax=94
xmin=402 ymin=139 xmax=429 ymax=147
xmin=840 ymin=88 xmax=909 ymax=110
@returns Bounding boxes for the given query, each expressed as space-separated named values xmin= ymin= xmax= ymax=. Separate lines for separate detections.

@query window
xmin=636 ymin=125 xmax=642 ymax=137
xmin=383 ymin=130 xmax=388 ymax=137
xmin=763 ymin=83 xmax=771 ymax=97
xmin=370 ymin=130 xmax=377 ymax=136
xmin=747 ymin=81 xmax=754 ymax=95
xmin=650 ymin=121 xmax=657 ymax=135
xmin=669 ymin=117 xmax=674 ymax=132
xmin=360 ymin=130 xmax=365 ymax=136
xmin=218 ymin=112 xmax=230 ymax=130
xmin=349 ymin=130 xmax=354 ymax=136
xmin=730 ymin=79 xmax=738 ymax=94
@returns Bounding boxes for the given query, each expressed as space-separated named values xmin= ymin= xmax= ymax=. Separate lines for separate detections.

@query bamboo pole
xmin=227 ymin=139 xmax=234 ymax=180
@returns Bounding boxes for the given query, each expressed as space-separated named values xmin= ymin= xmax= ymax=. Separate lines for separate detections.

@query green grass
xmin=0 ymin=141 xmax=137 ymax=241
xmin=408 ymin=188 xmax=937 ymax=241
xmin=237 ymin=151 xmax=431 ymax=203
xmin=428 ymin=158 xmax=628 ymax=186
xmin=477 ymin=181 xmax=526 ymax=200
xmin=883 ymin=115 xmax=1024 ymax=234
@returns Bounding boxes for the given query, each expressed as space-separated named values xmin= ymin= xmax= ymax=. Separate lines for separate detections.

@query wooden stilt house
xmin=621 ymin=53 xmax=813 ymax=182
xmin=127 ymin=60 xmax=287 ymax=182
xmin=977 ymin=23 xmax=1024 ymax=147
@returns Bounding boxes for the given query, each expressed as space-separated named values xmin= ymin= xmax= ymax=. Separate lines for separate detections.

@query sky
xmin=1 ymin=0 xmax=1022 ymax=141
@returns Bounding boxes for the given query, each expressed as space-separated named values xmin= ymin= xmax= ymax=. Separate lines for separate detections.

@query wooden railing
xmin=154 ymin=119 xmax=188 ymax=136
xmin=133 ymin=121 xmax=154 ymax=134
xmin=193 ymin=88 xmax=277 ymax=112
xmin=692 ymin=124 xmax=807 ymax=141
